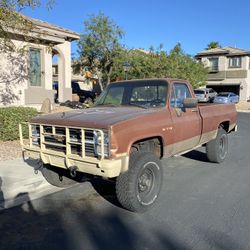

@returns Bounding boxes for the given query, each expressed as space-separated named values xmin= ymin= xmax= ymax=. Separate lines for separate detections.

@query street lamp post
xmin=123 ymin=61 xmax=131 ymax=80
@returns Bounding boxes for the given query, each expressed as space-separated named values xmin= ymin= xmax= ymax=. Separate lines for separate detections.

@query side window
xmin=170 ymin=83 xmax=191 ymax=108
xmin=228 ymin=57 xmax=242 ymax=68
xmin=29 ymin=48 xmax=42 ymax=86
xmin=209 ymin=57 xmax=219 ymax=71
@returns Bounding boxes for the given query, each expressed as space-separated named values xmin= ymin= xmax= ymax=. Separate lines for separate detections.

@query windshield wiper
xmin=127 ymin=103 xmax=148 ymax=109
xmin=95 ymin=103 xmax=120 ymax=107
xmin=95 ymin=103 xmax=148 ymax=109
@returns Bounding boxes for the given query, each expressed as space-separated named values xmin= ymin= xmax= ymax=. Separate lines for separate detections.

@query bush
xmin=0 ymin=107 xmax=38 ymax=141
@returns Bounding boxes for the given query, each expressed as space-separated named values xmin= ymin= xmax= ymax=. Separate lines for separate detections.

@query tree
xmin=110 ymin=43 xmax=207 ymax=88
xmin=158 ymin=43 xmax=207 ymax=88
xmin=206 ymin=41 xmax=221 ymax=50
xmin=74 ymin=13 xmax=207 ymax=89
xmin=75 ymin=13 xmax=124 ymax=90
xmin=0 ymin=0 xmax=54 ymax=51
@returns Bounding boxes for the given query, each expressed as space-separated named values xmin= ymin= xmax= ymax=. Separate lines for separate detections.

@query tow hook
xmin=69 ymin=166 xmax=77 ymax=178
xmin=34 ymin=160 xmax=43 ymax=175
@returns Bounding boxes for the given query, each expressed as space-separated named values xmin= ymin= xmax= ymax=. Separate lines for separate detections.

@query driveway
xmin=0 ymin=112 xmax=249 ymax=250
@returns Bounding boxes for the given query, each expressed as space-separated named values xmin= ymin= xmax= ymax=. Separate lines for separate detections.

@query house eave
xmin=29 ymin=17 xmax=80 ymax=41
xmin=2 ymin=14 xmax=80 ymax=44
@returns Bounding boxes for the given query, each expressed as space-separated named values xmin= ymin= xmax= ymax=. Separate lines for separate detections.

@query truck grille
xmin=30 ymin=125 xmax=101 ymax=158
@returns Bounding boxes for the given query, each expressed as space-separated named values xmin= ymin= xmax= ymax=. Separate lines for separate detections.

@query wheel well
xmin=130 ymin=137 xmax=164 ymax=158
xmin=219 ymin=121 xmax=230 ymax=132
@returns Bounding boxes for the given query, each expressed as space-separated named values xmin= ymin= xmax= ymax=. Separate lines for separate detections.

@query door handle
xmin=191 ymin=109 xmax=198 ymax=112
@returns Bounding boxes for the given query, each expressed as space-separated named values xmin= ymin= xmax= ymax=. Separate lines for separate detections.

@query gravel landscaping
xmin=0 ymin=140 xmax=23 ymax=161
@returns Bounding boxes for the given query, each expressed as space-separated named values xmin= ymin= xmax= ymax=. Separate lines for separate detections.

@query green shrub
xmin=0 ymin=107 xmax=38 ymax=141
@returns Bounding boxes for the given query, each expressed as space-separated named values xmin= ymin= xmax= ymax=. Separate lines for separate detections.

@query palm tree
xmin=206 ymin=41 xmax=222 ymax=50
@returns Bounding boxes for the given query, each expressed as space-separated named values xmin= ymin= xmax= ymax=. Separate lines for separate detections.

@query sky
xmin=22 ymin=0 xmax=250 ymax=57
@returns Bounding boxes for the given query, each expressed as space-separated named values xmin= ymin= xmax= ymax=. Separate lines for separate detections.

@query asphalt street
xmin=0 ymin=112 xmax=250 ymax=250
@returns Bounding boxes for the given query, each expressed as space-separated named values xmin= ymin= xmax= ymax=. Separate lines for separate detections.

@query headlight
xmin=93 ymin=130 xmax=109 ymax=158
xmin=31 ymin=125 xmax=40 ymax=145
xmin=31 ymin=125 xmax=40 ymax=136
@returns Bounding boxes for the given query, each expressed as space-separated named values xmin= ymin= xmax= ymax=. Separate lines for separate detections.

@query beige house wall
xmin=200 ymin=53 xmax=250 ymax=101
xmin=0 ymin=39 xmax=29 ymax=107
xmin=54 ymin=42 xmax=72 ymax=103
xmin=245 ymin=56 xmax=250 ymax=99
xmin=0 ymin=40 xmax=74 ymax=108
xmin=219 ymin=56 xmax=226 ymax=71
xmin=240 ymin=56 xmax=248 ymax=70
xmin=0 ymin=15 xmax=80 ymax=108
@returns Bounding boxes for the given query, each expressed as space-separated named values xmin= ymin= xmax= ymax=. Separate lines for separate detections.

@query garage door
xmin=206 ymin=84 xmax=240 ymax=95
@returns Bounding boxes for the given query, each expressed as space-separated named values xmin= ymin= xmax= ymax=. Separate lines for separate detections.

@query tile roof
xmin=196 ymin=46 xmax=250 ymax=57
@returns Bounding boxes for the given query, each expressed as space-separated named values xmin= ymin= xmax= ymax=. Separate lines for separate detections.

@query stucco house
xmin=195 ymin=47 xmax=250 ymax=100
xmin=0 ymin=16 xmax=80 ymax=108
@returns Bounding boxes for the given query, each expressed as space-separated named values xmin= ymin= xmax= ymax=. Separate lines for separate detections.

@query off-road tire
xmin=116 ymin=152 xmax=163 ymax=212
xmin=206 ymin=128 xmax=228 ymax=163
xmin=41 ymin=164 xmax=82 ymax=188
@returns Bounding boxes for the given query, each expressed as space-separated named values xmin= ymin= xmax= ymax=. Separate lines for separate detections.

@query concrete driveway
xmin=0 ymin=112 xmax=249 ymax=250
xmin=0 ymin=158 xmax=61 ymax=210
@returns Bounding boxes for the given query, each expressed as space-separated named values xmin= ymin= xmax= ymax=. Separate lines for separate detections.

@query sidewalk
xmin=237 ymin=109 xmax=250 ymax=113
xmin=0 ymin=158 xmax=61 ymax=210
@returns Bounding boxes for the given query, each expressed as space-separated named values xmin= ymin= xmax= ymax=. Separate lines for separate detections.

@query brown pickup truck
xmin=20 ymin=79 xmax=237 ymax=212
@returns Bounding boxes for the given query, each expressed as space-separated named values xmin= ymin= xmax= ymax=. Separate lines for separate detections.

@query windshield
xmin=95 ymin=80 xmax=168 ymax=108
xmin=218 ymin=93 xmax=230 ymax=97
xmin=194 ymin=90 xmax=205 ymax=94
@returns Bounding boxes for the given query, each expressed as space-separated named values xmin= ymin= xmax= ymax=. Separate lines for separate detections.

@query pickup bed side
xmin=198 ymin=103 xmax=237 ymax=145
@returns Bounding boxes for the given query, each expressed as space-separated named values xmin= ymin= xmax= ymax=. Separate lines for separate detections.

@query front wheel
xmin=206 ymin=128 xmax=228 ymax=163
xmin=116 ymin=152 xmax=163 ymax=212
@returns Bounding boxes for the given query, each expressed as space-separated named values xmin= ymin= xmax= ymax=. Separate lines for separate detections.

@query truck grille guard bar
xmin=19 ymin=123 xmax=107 ymax=165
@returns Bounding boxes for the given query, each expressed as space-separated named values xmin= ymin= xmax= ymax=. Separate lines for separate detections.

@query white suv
xmin=194 ymin=88 xmax=217 ymax=103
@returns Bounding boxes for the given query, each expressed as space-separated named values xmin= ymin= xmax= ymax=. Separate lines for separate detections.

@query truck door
xmin=169 ymin=82 xmax=202 ymax=155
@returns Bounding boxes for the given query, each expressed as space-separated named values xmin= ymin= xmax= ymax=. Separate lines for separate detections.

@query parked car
xmin=53 ymin=81 xmax=97 ymax=103
xmin=194 ymin=88 xmax=217 ymax=102
xmin=213 ymin=92 xmax=239 ymax=104
xmin=71 ymin=81 xmax=96 ymax=103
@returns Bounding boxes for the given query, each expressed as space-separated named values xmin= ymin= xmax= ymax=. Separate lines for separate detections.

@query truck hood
xmin=31 ymin=106 xmax=156 ymax=129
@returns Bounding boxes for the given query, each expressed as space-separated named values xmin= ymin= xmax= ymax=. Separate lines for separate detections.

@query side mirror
xmin=183 ymin=98 xmax=198 ymax=108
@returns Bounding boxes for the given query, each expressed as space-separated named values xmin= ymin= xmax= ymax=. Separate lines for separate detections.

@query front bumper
xmin=19 ymin=123 xmax=128 ymax=178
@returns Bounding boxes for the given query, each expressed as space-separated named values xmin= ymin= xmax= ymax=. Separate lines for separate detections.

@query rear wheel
xmin=206 ymin=128 xmax=228 ymax=163
xmin=116 ymin=152 xmax=163 ymax=212
xmin=41 ymin=164 xmax=83 ymax=188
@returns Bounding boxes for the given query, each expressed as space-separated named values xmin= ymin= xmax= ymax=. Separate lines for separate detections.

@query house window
xmin=209 ymin=58 xmax=219 ymax=72
xmin=29 ymin=48 xmax=41 ymax=86
xmin=228 ymin=57 xmax=241 ymax=68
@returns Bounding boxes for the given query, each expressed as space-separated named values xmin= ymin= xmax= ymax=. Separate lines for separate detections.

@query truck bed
xmin=198 ymin=103 xmax=237 ymax=144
